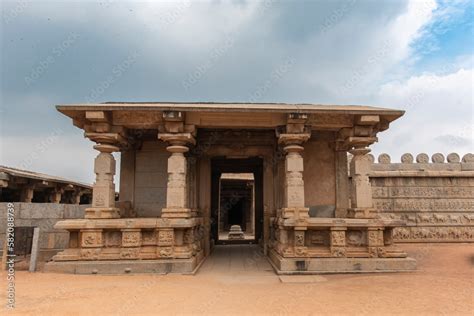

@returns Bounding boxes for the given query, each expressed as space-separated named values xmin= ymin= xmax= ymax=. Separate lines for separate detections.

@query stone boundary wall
xmin=0 ymin=203 xmax=87 ymax=261
xmin=368 ymin=152 xmax=474 ymax=243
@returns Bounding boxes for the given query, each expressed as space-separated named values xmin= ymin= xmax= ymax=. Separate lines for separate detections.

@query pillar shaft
xmin=20 ymin=187 xmax=34 ymax=203
xmin=50 ymin=190 xmax=62 ymax=203
xmin=85 ymin=144 xmax=120 ymax=219
xmin=278 ymin=133 xmax=310 ymax=220
xmin=284 ymin=146 xmax=305 ymax=208
xmin=348 ymin=147 xmax=375 ymax=218
xmin=158 ymin=133 xmax=195 ymax=218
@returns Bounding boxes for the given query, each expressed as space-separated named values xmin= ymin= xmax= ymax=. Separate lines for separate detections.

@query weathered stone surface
xmin=0 ymin=203 xmax=85 ymax=261
xmin=401 ymin=153 xmax=413 ymax=164
xmin=447 ymin=153 xmax=460 ymax=163
xmin=269 ymin=249 xmax=416 ymax=274
xmin=19 ymin=203 xmax=65 ymax=219
xmin=64 ymin=204 xmax=87 ymax=218
xmin=378 ymin=153 xmax=391 ymax=164
xmin=431 ymin=153 xmax=445 ymax=163
xmin=416 ymin=153 xmax=429 ymax=163
xmin=369 ymin=153 xmax=474 ymax=243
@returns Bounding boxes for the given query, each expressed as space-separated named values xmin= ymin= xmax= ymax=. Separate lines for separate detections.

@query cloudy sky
xmin=1 ymin=0 xmax=473 ymax=184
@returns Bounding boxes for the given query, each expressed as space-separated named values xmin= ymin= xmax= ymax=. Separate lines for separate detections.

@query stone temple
xmin=45 ymin=102 xmax=417 ymax=274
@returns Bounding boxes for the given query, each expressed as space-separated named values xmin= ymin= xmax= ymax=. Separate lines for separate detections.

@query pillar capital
xmin=158 ymin=132 xmax=196 ymax=147
xmin=278 ymin=133 xmax=310 ymax=147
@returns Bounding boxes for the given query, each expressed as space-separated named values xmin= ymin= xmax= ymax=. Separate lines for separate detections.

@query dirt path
xmin=1 ymin=243 xmax=473 ymax=315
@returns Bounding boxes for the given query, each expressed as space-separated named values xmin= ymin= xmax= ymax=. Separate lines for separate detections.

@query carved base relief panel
xmin=370 ymin=153 xmax=474 ymax=242
xmin=51 ymin=218 xmax=204 ymax=262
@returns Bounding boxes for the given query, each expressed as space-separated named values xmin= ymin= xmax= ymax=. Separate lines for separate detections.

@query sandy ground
xmin=1 ymin=243 xmax=473 ymax=315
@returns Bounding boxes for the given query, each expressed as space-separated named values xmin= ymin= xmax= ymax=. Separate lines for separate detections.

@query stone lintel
xmin=161 ymin=208 xmax=194 ymax=219
xmin=347 ymin=207 xmax=377 ymax=219
xmin=54 ymin=217 xmax=203 ymax=230
xmin=278 ymin=217 xmax=405 ymax=229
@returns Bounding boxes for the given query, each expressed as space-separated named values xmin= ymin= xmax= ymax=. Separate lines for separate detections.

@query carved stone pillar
xmin=20 ymin=186 xmax=34 ymax=203
xmin=158 ymin=133 xmax=196 ymax=218
xmin=85 ymin=143 xmax=120 ymax=219
xmin=49 ymin=187 xmax=63 ymax=203
xmin=278 ymin=132 xmax=310 ymax=220
xmin=71 ymin=189 xmax=83 ymax=205
xmin=348 ymin=147 xmax=375 ymax=218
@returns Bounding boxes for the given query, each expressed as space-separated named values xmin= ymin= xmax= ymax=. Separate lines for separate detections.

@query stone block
xmin=168 ymin=155 xmax=186 ymax=173
xmin=122 ymin=229 xmax=141 ymax=247
xmin=0 ymin=203 xmax=8 ymax=220
xmin=92 ymin=185 xmax=116 ymax=209
xmin=94 ymin=152 xmax=116 ymax=175
xmin=64 ymin=205 xmax=86 ymax=219
xmin=134 ymin=203 xmax=164 ymax=217
xmin=13 ymin=219 xmax=33 ymax=227
xmin=38 ymin=232 xmax=68 ymax=250
xmin=351 ymin=156 xmax=371 ymax=175
xmin=81 ymin=230 xmax=103 ymax=248
xmin=134 ymin=187 xmax=167 ymax=204
xmin=285 ymin=156 xmax=303 ymax=172
xmin=135 ymin=151 xmax=168 ymax=173
xmin=166 ymin=187 xmax=187 ymax=208
xmin=135 ymin=171 xmax=167 ymax=188
xmin=50 ymin=232 xmax=70 ymax=249
xmin=20 ymin=203 xmax=65 ymax=219
xmin=269 ymin=249 xmax=417 ymax=274
xmin=44 ymin=257 xmax=200 ymax=274
xmin=461 ymin=162 xmax=474 ymax=171
xmin=30 ymin=218 xmax=57 ymax=232
xmin=286 ymin=185 xmax=305 ymax=208
xmin=309 ymin=205 xmax=335 ymax=218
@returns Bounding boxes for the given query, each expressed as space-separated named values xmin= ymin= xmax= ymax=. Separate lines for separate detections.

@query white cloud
xmin=388 ymin=0 xmax=437 ymax=62
xmin=372 ymin=67 xmax=474 ymax=161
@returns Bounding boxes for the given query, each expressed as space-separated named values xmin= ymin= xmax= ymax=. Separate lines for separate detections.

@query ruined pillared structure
xmin=46 ymin=102 xmax=416 ymax=274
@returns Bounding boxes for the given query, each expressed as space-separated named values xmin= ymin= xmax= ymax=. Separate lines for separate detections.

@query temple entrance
xmin=210 ymin=157 xmax=263 ymax=245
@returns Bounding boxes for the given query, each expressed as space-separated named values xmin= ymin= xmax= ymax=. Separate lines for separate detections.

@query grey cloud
xmin=0 ymin=0 xmax=470 ymax=183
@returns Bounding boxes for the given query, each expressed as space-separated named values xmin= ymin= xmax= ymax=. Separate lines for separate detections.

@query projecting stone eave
xmin=55 ymin=102 xmax=404 ymax=132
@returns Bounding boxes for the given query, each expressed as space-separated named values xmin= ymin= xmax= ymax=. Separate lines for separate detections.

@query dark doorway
xmin=211 ymin=157 xmax=263 ymax=245
xmin=14 ymin=226 xmax=34 ymax=258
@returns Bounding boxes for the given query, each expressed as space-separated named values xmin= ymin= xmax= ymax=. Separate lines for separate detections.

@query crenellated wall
xmin=367 ymin=152 xmax=474 ymax=243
